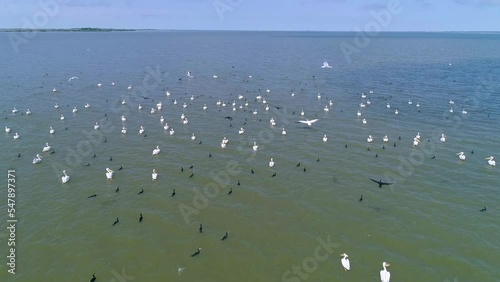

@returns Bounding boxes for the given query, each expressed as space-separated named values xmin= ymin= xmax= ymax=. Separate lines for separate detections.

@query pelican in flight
xmin=68 ymin=76 xmax=78 ymax=82
xmin=252 ymin=142 xmax=258 ymax=151
xmin=191 ymin=133 xmax=196 ymax=141
xmin=152 ymin=146 xmax=160 ymax=155
xmin=380 ymin=262 xmax=391 ymax=282
xmin=383 ymin=135 xmax=389 ymax=142
xmin=5 ymin=126 xmax=11 ymax=133
xmin=49 ymin=126 xmax=55 ymax=134
xmin=42 ymin=143 xmax=51 ymax=152
xmin=238 ymin=128 xmax=245 ymax=135
xmin=106 ymin=168 xmax=114 ymax=180
xmin=440 ymin=134 xmax=446 ymax=142
xmin=282 ymin=128 xmax=287 ymax=136
xmin=152 ymin=169 xmax=158 ymax=180
xmin=367 ymin=135 xmax=373 ymax=143
xmin=321 ymin=59 xmax=332 ymax=68
xmin=269 ymin=158 xmax=275 ymax=168
xmin=323 ymin=135 xmax=328 ymax=142
xmin=61 ymin=170 xmax=70 ymax=183
xmin=340 ymin=253 xmax=350 ymax=271
xmin=13 ymin=132 xmax=20 ymax=140
xmin=94 ymin=122 xmax=100 ymax=130
xmin=32 ymin=154 xmax=42 ymax=164
xmin=298 ymin=119 xmax=319 ymax=126
xmin=457 ymin=152 xmax=465 ymax=161
xmin=486 ymin=156 xmax=495 ymax=166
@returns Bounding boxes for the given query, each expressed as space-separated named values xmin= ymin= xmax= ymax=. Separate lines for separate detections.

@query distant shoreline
xmin=0 ymin=28 xmax=146 ymax=32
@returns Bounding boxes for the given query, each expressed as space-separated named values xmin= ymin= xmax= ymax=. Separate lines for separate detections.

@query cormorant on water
xmin=251 ymin=168 xmax=254 ymax=174
xmin=85 ymin=163 xmax=90 ymax=166
xmin=317 ymin=157 xmax=320 ymax=162
xmin=209 ymin=153 xmax=212 ymax=158
xmin=369 ymin=177 xmax=393 ymax=188
xmin=191 ymin=248 xmax=201 ymax=257
xmin=181 ymin=166 xmax=184 ymax=172
xmin=221 ymin=231 xmax=229 ymax=241
xmin=199 ymin=223 xmax=203 ymax=233
xmin=296 ymin=162 xmax=301 ymax=167
xmin=431 ymin=155 xmax=436 ymax=159
xmin=171 ymin=189 xmax=176 ymax=197
xmin=17 ymin=153 xmax=21 ymax=158
xmin=109 ymin=156 xmax=112 ymax=161
xmin=359 ymin=195 xmax=363 ymax=202
xmin=237 ymin=180 xmax=240 ymax=186
xmin=137 ymin=188 xmax=144 ymax=195
xmin=271 ymin=172 xmax=277 ymax=177
xmin=228 ymin=187 xmax=233 ymax=195
xmin=189 ymin=172 xmax=194 ymax=178
xmin=118 ymin=165 xmax=123 ymax=171
xmin=139 ymin=213 xmax=143 ymax=222
xmin=189 ymin=164 xmax=194 ymax=169
xmin=90 ymin=273 xmax=96 ymax=282
xmin=471 ymin=149 xmax=474 ymax=154
xmin=112 ymin=218 xmax=119 ymax=226
xmin=88 ymin=193 xmax=97 ymax=198
xmin=115 ymin=186 xmax=119 ymax=193
xmin=480 ymin=206 xmax=487 ymax=212
xmin=93 ymin=153 xmax=96 ymax=158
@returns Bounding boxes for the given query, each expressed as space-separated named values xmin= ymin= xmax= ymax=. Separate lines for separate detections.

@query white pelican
xmin=232 ymin=106 xmax=237 ymax=112
xmin=340 ymin=253 xmax=350 ymax=271
xmin=152 ymin=146 xmax=160 ymax=155
xmin=183 ymin=102 xmax=187 ymax=109
xmin=26 ymin=109 xmax=32 ymax=115
xmin=165 ymin=91 xmax=170 ymax=96
xmin=150 ymin=108 xmax=156 ymax=114
xmin=52 ymin=87 xmax=58 ymax=92
xmin=383 ymin=135 xmax=389 ymax=142
xmin=216 ymin=100 xmax=222 ymax=106
xmin=329 ymin=100 xmax=333 ymax=106
xmin=282 ymin=128 xmax=287 ymax=136
xmin=203 ymin=104 xmax=207 ymax=110
xmin=301 ymin=110 xmax=305 ymax=116
xmin=361 ymin=92 xmax=366 ymax=99
xmin=42 ymin=143 xmax=51 ymax=152
xmin=84 ymin=103 xmax=90 ymax=108
xmin=190 ymin=95 xmax=194 ymax=101
xmin=440 ymin=134 xmax=446 ymax=142
xmin=220 ymin=142 xmax=226 ymax=149
xmin=367 ymin=135 xmax=373 ymax=143
xmin=68 ymin=76 xmax=78 ymax=82
xmin=252 ymin=109 xmax=258 ymax=115
xmin=106 ymin=168 xmax=114 ymax=180
xmin=323 ymin=135 xmax=328 ymax=142
xmin=13 ymin=132 xmax=20 ymax=140
xmin=169 ymin=128 xmax=175 ymax=135
xmin=97 ymin=82 xmax=102 ymax=87
xmin=191 ymin=133 xmax=196 ymax=141
xmin=139 ymin=126 xmax=145 ymax=134
xmin=269 ymin=158 xmax=275 ymax=168
xmin=380 ymin=262 xmax=390 ymax=282
xmin=324 ymin=105 xmax=329 ymax=112
xmin=121 ymin=127 xmax=127 ymax=134
xmin=252 ymin=142 xmax=258 ymax=151
xmin=265 ymin=104 xmax=270 ymax=111
xmin=12 ymin=107 xmax=18 ymax=114
xmin=298 ymin=119 xmax=319 ymax=126
xmin=121 ymin=115 xmax=126 ymax=122
xmin=449 ymin=99 xmax=454 ymax=105
xmin=360 ymin=103 xmax=366 ymax=108
xmin=457 ymin=152 xmax=465 ymax=160
xmin=245 ymin=101 xmax=249 ymax=107
xmin=49 ymin=126 xmax=55 ymax=134
xmin=61 ymin=170 xmax=70 ymax=183
xmin=187 ymin=71 xmax=193 ymax=78
xmin=386 ymin=103 xmax=390 ymax=109
xmin=394 ymin=109 xmax=399 ymax=115
xmin=408 ymin=99 xmax=412 ymax=105
xmin=138 ymin=104 xmax=142 ymax=110
xmin=127 ymin=85 xmax=132 ymax=90
xmin=262 ymin=98 xmax=267 ymax=104
xmin=156 ymin=102 xmax=162 ymax=110
xmin=416 ymin=132 xmax=421 ymax=140
xmin=266 ymin=88 xmax=271 ymax=93
xmin=416 ymin=102 xmax=420 ymax=107
xmin=366 ymin=99 xmax=371 ymax=105
xmin=317 ymin=93 xmax=321 ymax=99
xmin=239 ymin=104 xmax=243 ymax=109
xmin=291 ymin=92 xmax=295 ymax=97
xmin=180 ymin=113 xmax=185 ymax=120
xmin=111 ymin=81 xmax=115 ymax=86
xmin=160 ymin=116 xmax=165 ymax=124
xmin=462 ymin=108 xmax=468 ymax=114
xmin=182 ymin=118 xmax=189 ymax=125
xmin=94 ymin=122 xmax=100 ymax=130
xmin=369 ymin=89 xmax=374 ymax=94
xmin=486 ymin=156 xmax=495 ymax=167
xmin=163 ymin=123 xmax=169 ymax=131
xmin=321 ymin=59 xmax=332 ymax=68
xmin=357 ymin=110 xmax=361 ymax=117
xmin=32 ymin=154 xmax=42 ymax=164
xmin=213 ymin=75 xmax=218 ymax=79
xmin=222 ymin=101 xmax=227 ymax=107
xmin=5 ymin=126 xmax=11 ymax=133
xmin=449 ymin=107 xmax=454 ymax=113
xmin=413 ymin=137 xmax=420 ymax=147
xmin=222 ymin=137 xmax=229 ymax=144
xmin=60 ymin=114 xmax=65 ymax=121
xmin=362 ymin=118 xmax=367 ymax=124
xmin=238 ymin=128 xmax=245 ymax=135
xmin=121 ymin=99 xmax=126 ymax=105
xmin=54 ymin=103 xmax=59 ymax=109
xmin=173 ymin=100 xmax=178 ymax=105
xmin=238 ymin=95 xmax=244 ymax=100
xmin=270 ymin=118 xmax=276 ymax=126
xmin=152 ymin=169 xmax=158 ymax=180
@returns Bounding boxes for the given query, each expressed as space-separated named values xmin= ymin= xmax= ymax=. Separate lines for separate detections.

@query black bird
xmin=85 ymin=163 xmax=90 ymax=166
xmin=471 ymin=149 xmax=474 ymax=154
xmin=139 ymin=213 xmax=143 ymax=222
xmin=199 ymin=223 xmax=203 ymax=233
xmin=209 ymin=153 xmax=212 ymax=158
xmin=88 ymin=193 xmax=97 ymax=198
xmin=115 ymin=186 xmax=119 ymax=193
xmin=90 ymin=273 xmax=96 ymax=282
xmin=17 ymin=153 xmax=21 ymax=158
xmin=138 ymin=188 xmax=144 ymax=195
xmin=171 ymin=189 xmax=176 ymax=197
xmin=480 ymin=206 xmax=487 ymax=212
xmin=382 ymin=145 xmax=385 ymax=150
xmin=237 ymin=180 xmax=240 ymax=186
xmin=181 ymin=166 xmax=184 ymax=172
xmin=191 ymin=248 xmax=201 ymax=257
xmin=109 ymin=156 xmax=112 ymax=161
xmin=367 ymin=147 xmax=371 ymax=151
xmin=93 ymin=153 xmax=96 ymax=158
xmin=251 ymin=168 xmax=254 ymax=174
xmin=393 ymin=142 xmax=397 ymax=147
xmin=359 ymin=195 xmax=363 ymax=202
xmin=271 ymin=172 xmax=277 ymax=177
xmin=189 ymin=164 xmax=194 ymax=169
xmin=112 ymin=218 xmax=119 ymax=226
xmin=189 ymin=172 xmax=194 ymax=178
xmin=228 ymin=187 xmax=233 ymax=195
xmin=144 ymin=134 xmax=147 ymax=137
xmin=303 ymin=167 xmax=307 ymax=172
xmin=221 ymin=231 xmax=229 ymax=241
xmin=50 ymin=150 xmax=55 ymax=154
xmin=345 ymin=144 xmax=348 ymax=148
xmin=104 ymin=138 xmax=107 ymax=143
xmin=317 ymin=157 xmax=320 ymax=162
xmin=375 ymin=154 xmax=378 ymax=158
xmin=398 ymin=136 xmax=401 ymax=140
xmin=369 ymin=178 xmax=393 ymax=188
xmin=296 ymin=162 xmax=301 ymax=167
xmin=431 ymin=155 xmax=436 ymax=159
xmin=224 ymin=116 xmax=233 ymax=120
xmin=199 ymin=141 xmax=202 ymax=144
xmin=118 ymin=165 xmax=123 ymax=171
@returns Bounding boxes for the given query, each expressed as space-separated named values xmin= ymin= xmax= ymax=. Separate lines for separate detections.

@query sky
xmin=1 ymin=0 xmax=499 ymax=31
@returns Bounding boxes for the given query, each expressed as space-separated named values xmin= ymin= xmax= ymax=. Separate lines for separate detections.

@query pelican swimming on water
xmin=61 ymin=170 xmax=70 ymax=183
xmin=152 ymin=169 xmax=158 ymax=180
xmin=49 ymin=126 xmax=55 ymax=134
xmin=340 ymin=253 xmax=350 ymax=271
xmin=32 ymin=154 xmax=42 ymax=164
xmin=106 ymin=168 xmax=114 ymax=180
xmin=252 ymin=142 xmax=258 ymax=151
xmin=42 ymin=143 xmax=51 ymax=152
xmin=323 ymin=134 xmax=328 ymax=142
xmin=203 ymin=104 xmax=207 ymax=110
xmin=139 ymin=126 xmax=145 ymax=135
xmin=440 ymin=134 xmax=446 ymax=142
xmin=26 ymin=109 xmax=31 ymax=115
xmin=383 ymin=135 xmax=389 ymax=142
xmin=357 ymin=110 xmax=361 ymax=117
xmin=121 ymin=127 xmax=127 ymax=134
xmin=54 ymin=103 xmax=59 ymax=109
xmin=380 ymin=262 xmax=391 ymax=282
xmin=84 ymin=103 xmax=90 ymax=108
xmin=238 ymin=128 xmax=245 ymax=135
xmin=152 ymin=146 xmax=160 ymax=155
xmin=298 ymin=119 xmax=319 ymax=126
xmin=72 ymin=107 xmax=78 ymax=113
xmin=169 ymin=128 xmax=175 ymax=135
xmin=191 ymin=133 xmax=196 ymax=141
xmin=13 ymin=132 xmax=20 ymax=140
xmin=121 ymin=115 xmax=126 ymax=122
xmin=269 ymin=158 xmax=275 ymax=168
xmin=282 ymin=128 xmax=287 ymax=135
xmin=462 ymin=108 xmax=468 ymax=114
xmin=94 ymin=122 xmax=100 ymax=130
xmin=321 ymin=59 xmax=332 ymax=68
xmin=60 ymin=114 xmax=65 ymax=121
xmin=362 ymin=118 xmax=367 ymax=124
xmin=457 ymin=152 xmax=466 ymax=161
xmin=5 ymin=126 xmax=11 ymax=133
xmin=367 ymin=135 xmax=373 ymax=143
xmin=386 ymin=103 xmax=390 ymax=109
xmin=486 ymin=156 xmax=495 ymax=166
xmin=12 ymin=107 xmax=18 ymax=114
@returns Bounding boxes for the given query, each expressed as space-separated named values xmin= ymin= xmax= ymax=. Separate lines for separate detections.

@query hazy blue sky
xmin=1 ymin=0 xmax=499 ymax=31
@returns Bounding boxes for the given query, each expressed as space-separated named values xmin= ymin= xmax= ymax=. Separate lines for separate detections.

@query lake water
xmin=0 ymin=31 xmax=499 ymax=282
